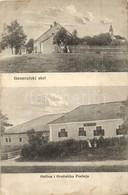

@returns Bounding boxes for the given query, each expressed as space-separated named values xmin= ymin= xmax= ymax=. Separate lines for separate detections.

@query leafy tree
xmin=26 ymin=38 xmax=34 ymax=54
xmin=1 ymin=20 xmax=27 ymax=55
xmin=92 ymin=33 xmax=112 ymax=45
xmin=21 ymin=129 xmax=48 ymax=159
xmin=53 ymin=28 xmax=73 ymax=46
xmin=72 ymin=29 xmax=81 ymax=45
xmin=82 ymin=33 xmax=112 ymax=46
xmin=72 ymin=29 xmax=77 ymax=38
xmin=118 ymin=98 xmax=128 ymax=135
xmin=82 ymin=36 xmax=93 ymax=45
xmin=27 ymin=129 xmax=48 ymax=146
xmin=0 ymin=111 xmax=13 ymax=136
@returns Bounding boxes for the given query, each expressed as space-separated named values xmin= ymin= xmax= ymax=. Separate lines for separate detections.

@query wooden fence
xmin=1 ymin=150 xmax=21 ymax=160
xmin=69 ymin=45 xmax=128 ymax=53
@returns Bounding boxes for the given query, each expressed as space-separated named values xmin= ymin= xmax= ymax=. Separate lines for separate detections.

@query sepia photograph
xmin=0 ymin=0 xmax=128 ymax=72
xmin=1 ymin=86 xmax=128 ymax=173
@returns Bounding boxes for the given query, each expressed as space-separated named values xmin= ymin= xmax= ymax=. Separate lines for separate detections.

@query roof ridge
xmin=79 ymin=100 xmax=123 ymax=107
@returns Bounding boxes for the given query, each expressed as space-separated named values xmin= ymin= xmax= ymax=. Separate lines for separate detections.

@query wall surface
xmin=2 ymin=133 xmax=28 ymax=146
xmin=49 ymin=119 xmax=123 ymax=142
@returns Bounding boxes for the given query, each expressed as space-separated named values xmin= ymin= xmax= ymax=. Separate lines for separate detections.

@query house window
xmin=116 ymin=125 xmax=126 ymax=135
xmin=9 ymin=137 xmax=11 ymax=142
xmin=6 ymin=138 xmax=8 ymax=142
xmin=79 ymin=127 xmax=86 ymax=136
xmin=94 ymin=126 xmax=104 ymax=136
xmin=58 ymin=129 xmax=68 ymax=137
xmin=19 ymin=137 xmax=22 ymax=142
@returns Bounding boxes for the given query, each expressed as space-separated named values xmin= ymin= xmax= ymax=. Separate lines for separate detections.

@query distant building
xmin=2 ymin=113 xmax=64 ymax=147
xmin=19 ymin=45 xmax=27 ymax=55
xmin=109 ymin=25 xmax=116 ymax=40
xmin=0 ymin=45 xmax=27 ymax=56
xmin=34 ymin=21 xmax=72 ymax=54
xmin=109 ymin=25 xmax=127 ymax=43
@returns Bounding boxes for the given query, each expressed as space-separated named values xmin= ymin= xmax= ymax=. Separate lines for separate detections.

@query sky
xmin=0 ymin=0 xmax=128 ymax=41
xmin=1 ymin=86 xmax=128 ymax=126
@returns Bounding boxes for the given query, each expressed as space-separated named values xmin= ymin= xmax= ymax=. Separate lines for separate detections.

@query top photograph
xmin=0 ymin=0 xmax=128 ymax=73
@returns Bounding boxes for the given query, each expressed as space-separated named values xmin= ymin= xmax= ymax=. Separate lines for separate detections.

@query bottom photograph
xmin=1 ymin=86 xmax=128 ymax=173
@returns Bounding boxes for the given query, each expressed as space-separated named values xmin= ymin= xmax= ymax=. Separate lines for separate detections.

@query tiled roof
xmin=5 ymin=113 xmax=65 ymax=134
xmin=49 ymin=101 xmax=123 ymax=124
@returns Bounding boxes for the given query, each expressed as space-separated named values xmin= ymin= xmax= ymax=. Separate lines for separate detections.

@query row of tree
xmin=53 ymin=28 xmax=127 ymax=47
xmin=0 ymin=20 xmax=127 ymax=55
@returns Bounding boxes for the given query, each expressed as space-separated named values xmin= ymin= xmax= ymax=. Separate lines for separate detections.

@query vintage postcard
xmin=1 ymin=84 xmax=128 ymax=195
xmin=0 ymin=0 xmax=128 ymax=195
xmin=0 ymin=0 xmax=128 ymax=72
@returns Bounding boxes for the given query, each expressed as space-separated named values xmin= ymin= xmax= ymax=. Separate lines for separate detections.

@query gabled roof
xmin=34 ymin=22 xmax=72 ymax=44
xmin=5 ymin=113 xmax=65 ymax=134
xmin=49 ymin=101 xmax=123 ymax=125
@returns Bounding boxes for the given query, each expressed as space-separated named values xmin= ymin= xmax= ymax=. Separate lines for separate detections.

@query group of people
xmin=87 ymin=135 xmax=105 ymax=148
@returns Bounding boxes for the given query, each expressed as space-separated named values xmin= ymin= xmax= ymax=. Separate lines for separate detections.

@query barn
xmin=48 ymin=101 xmax=125 ymax=142
xmin=2 ymin=113 xmax=64 ymax=147
xmin=34 ymin=21 xmax=72 ymax=54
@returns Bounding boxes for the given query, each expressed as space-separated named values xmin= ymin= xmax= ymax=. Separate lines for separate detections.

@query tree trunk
xmin=11 ymin=47 xmax=13 ymax=55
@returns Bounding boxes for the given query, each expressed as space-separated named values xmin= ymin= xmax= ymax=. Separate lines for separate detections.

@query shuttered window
xmin=79 ymin=127 xmax=86 ymax=136
xmin=58 ymin=129 xmax=68 ymax=137
xmin=94 ymin=126 xmax=104 ymax=136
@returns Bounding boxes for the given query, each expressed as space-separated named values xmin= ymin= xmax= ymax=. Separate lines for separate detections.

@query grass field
xmin=0 ymin=52 xmax=128 ymax=72
xmin=2 ymin=165 xmax=128 ymax=173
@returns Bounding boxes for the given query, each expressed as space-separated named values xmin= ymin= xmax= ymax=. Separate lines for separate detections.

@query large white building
xmin=2 ymin=101 xmax=126 ymax=147
xmin=34 ymin=21 xmax=72 ymax=54
xmin=49 ymin=101 xmax=125 ymax=142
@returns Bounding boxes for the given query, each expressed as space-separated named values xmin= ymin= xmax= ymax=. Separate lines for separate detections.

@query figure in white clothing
xmin=87 ymin=139 xmax=92 ymax=148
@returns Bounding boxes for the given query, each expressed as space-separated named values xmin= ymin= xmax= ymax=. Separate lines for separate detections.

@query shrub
xmin=21 ymin=144 xmax=32 ymax=159
xmin=21 ymin=137 xmax=128 ymax=160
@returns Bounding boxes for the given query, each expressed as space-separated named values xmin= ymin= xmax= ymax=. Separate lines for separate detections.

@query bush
xmin=21 ymin=144 xmax=32 ymax=159
xmin=21 ymin=137 xmax=128 ymax=160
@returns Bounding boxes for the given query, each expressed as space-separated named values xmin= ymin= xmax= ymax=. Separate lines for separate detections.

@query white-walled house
xmin=48 ymin=101 xmax=125 ymax=142
xmin=34 ymin=21 xmax=72 ymax=54
xmin=2 ymin=113 xmax=64 ymax=147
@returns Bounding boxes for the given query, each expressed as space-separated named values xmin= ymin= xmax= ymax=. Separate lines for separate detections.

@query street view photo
xmin=1 ymin=86 xmax=128 ymax=173
xmin=0 ymin=0 xmax=128 ymax=72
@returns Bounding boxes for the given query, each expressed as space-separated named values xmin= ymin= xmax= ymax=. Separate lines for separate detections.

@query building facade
xmin=49 ymin=101 xmax=125 ymax=142
xmin=34 ymin=21 xmax=72 ymax=54
xmin=34 ymin=22 xmax=62 ymax=54
xmin=2 ymin=101 xmax=126 ymax=147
